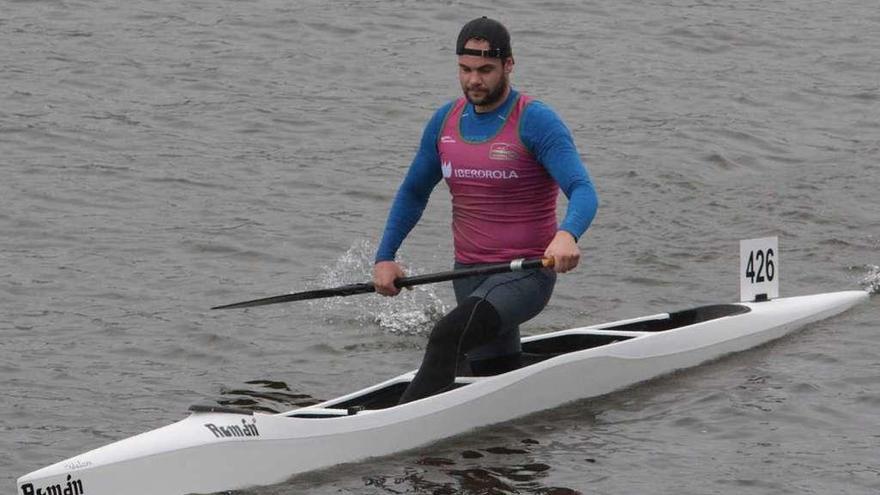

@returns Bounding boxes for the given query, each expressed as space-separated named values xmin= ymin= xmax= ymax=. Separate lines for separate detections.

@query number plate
xmin=740 ymin=236 xmax=779 ymax=302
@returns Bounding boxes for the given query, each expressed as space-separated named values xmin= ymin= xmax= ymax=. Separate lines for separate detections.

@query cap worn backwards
xmin=456 ymin=16 xmax=511 ymax=59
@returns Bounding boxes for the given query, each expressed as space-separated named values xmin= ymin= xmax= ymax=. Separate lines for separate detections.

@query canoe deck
xmin=298 ymin=302 xmax=753 ymax=414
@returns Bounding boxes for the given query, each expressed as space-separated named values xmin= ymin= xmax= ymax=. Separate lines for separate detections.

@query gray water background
xmin=3 ymin=0 xmax=879 ymax=493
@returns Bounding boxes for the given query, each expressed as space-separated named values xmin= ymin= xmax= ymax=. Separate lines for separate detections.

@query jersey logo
xmin=441 ymin=161 xmax=453 ymax=178
xmin=440 ymin=135 xmax=457 ymax=144
xmin=443 ymin=159 xmax=519 ymax=180
xmin=489 ymin=142 xmax=519 ymax=161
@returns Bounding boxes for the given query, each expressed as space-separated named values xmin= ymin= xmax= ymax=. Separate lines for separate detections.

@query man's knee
xmin=427 ymin=297 xmax=501 ymax=350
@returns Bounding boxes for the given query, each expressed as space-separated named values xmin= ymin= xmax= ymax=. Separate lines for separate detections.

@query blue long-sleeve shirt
xmin=376 ymin=89 xmax=598 ymax=262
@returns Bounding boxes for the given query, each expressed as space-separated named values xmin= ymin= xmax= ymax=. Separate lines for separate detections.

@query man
xmin=373 ymin=17 xmax=598 ymax=404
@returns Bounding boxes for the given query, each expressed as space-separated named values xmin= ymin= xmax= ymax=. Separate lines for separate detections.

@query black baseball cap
xmin=456 ymin=16 xmax=511 ymax=59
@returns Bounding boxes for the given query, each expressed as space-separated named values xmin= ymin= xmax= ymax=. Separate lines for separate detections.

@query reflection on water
xmin=359 ymin=440 xmax=583 ymax=495
xmin=218 ymin=379 xmax=321 ymax=413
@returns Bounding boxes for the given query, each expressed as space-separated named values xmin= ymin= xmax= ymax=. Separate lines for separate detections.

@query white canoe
xmin=18 ymin=290 xmax=868 ymax=495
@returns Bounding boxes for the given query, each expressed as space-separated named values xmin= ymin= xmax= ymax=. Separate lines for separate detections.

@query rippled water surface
xmin=2 ymin=0 xmax=878 ymax=493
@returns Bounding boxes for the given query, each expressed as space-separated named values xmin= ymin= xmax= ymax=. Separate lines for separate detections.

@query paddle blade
xmin=211 ymin=282 xmax=375 ymax=310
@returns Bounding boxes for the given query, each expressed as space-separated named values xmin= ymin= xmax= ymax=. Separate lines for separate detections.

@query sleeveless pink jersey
xmin=438 ymin=94 xmax=559 ymax=264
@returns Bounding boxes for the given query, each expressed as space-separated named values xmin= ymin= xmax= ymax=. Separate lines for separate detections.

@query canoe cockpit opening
xmin=288 ymin=333 xmax=638 ymax=417
xmin=285 ymin=305 xmax=751 ymax=418
xmin=316 ymin=382 xmax=409 ymax=412
xmin=287 ymin=381 xmax=471 ymax=417
xmin=599 ymin=304 xmax=750 ymax=332
xmin=520 ymin=333 xmax=635 ymax=356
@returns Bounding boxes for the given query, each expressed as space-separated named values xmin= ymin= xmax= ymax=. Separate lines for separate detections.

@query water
xmin=2 ymin=0 xmax=878 ymax=493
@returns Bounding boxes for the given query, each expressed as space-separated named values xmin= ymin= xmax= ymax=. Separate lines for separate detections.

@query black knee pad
xmin=399 ymin=297 xmax=502 ymax=404
xmin=427 ymin=296 xmax=501 ymax=352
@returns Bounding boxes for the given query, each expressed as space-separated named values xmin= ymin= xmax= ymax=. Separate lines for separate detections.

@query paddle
xmin=211 ymin=257 xmax=554 ymax=310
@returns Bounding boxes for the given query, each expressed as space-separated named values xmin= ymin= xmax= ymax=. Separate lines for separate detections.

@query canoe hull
xmin=18 ymin=290 xmax=868 ymax=495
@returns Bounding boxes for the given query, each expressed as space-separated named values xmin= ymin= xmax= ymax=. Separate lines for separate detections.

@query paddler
xmin=373 ymin=17 xmax=599 ymax=404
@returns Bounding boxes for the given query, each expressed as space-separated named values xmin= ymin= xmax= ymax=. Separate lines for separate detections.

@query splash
xmin=859 ymin=264 xmax=880 ymax=294
xmin=308 ymin=240 xmax=449 ymax=335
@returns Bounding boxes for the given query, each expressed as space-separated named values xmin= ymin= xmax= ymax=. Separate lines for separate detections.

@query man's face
xmin=458 ymin=39 xmax=513 ymax=109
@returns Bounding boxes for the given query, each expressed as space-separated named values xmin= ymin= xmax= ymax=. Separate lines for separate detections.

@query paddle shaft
xmin=211 ymin=258 xmax=553 ymax=310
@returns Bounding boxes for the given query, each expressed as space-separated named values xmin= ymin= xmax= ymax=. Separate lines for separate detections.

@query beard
xmin=464 ymin=73 xmax=509 ymax=109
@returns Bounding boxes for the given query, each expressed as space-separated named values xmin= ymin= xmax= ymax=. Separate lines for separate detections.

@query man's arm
xmin=373 ymin=103 xmax=451 ymax=294
xmin=521 ymin=101 xmax=599 ymax=272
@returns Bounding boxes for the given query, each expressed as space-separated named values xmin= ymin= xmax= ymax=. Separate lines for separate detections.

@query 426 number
xmin=745 ymin=248 xmax=775 ymax=283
